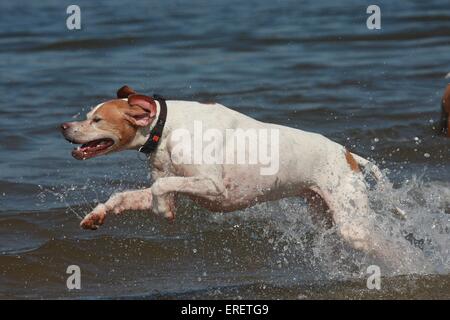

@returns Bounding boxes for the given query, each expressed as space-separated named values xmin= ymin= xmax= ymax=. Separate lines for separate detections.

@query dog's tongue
xmin=82 ymin=140 xmax=108 ymax=149
xmin=72 ymin=138 xmax=114 ymax=160
xmin=78 ymin=139 xmax=113 ymax=152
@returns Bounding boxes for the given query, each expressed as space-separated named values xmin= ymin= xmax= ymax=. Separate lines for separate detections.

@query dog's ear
xmin=117 ymin=85 xmax=136 ymax=99
xmin=125 ymin=94 xmax=157 ymax=127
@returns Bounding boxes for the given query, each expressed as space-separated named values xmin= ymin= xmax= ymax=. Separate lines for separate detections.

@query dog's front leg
xmin=80 ymin=188 xmax=152 ymax=230
xmin=151 ymin=176 xmax=226 ymax=219
xmin=151 ymin=192 xmax=177 ymax=221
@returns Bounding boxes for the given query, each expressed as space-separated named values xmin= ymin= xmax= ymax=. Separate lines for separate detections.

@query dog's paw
xmin=166 ymin=196 xmax=176 ymax=222
xmin=152 ymin=194 xmax=175 ymax=221
xmin=80 ymin=204 xmax=106 ymax=230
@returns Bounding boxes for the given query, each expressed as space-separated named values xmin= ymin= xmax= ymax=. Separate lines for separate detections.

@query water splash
xmin=370 ymin=175 xmax=450 ymax=274
xmin=206 ymin=172 xmax=450 ymax=280
xmin=38 ymin=166 xmax=450 ymax=281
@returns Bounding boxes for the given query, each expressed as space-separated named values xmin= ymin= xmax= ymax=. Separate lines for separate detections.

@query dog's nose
xmin=60 ymin=122 xmax=71 ymax=131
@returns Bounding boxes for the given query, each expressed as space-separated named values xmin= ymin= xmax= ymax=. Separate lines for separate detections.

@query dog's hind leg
xmin=303 ymin=188 xmax=334 ymax=229
xmin=317 ymin=171 xmax=430 ymax=273
xmin=318 ymin=173 xmax=376 ymax=254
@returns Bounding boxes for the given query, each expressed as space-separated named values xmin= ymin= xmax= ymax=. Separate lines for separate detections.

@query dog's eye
xmin=93 ymin=118 xmax=102 ymax=123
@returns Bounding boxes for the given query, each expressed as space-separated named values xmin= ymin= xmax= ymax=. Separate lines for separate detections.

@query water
xmin=0 ymin=0 xmax=450 ymax=299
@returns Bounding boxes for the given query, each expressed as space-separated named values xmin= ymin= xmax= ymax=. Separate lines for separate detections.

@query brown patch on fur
xmin=93 ymin=100 xmax=138 ymax=149
xmin=345 ymin=149 xmax=360 ymax=173
xmin=117 ymin=85 xmax=136 ymax=98
xmin=441 ymin=85 xmax=450 ymax=137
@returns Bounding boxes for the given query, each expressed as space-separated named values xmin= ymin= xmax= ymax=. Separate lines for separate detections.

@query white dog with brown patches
xmin=61 ymin=85 xmax=414 ymax=266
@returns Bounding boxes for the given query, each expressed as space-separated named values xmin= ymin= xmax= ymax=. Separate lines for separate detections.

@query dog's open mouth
xmin=72 ymin=138 xmax=114 ymax=160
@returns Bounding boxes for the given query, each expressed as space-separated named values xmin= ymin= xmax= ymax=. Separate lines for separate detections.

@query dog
xmin=441 ymin=84 xmax=450 ymax=137
xmin=61 ymin=85 xmax=419 ymax=266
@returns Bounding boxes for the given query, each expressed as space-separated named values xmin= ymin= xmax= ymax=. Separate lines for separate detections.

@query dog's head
xmin=61 ymin=86 xmax=157 ymax=160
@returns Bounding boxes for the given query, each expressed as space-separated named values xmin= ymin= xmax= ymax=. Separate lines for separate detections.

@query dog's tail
xmin=351 ymin=152 xmax=407 ymax=220
xmin=351 ymin=152 xmax=385 ymax=182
